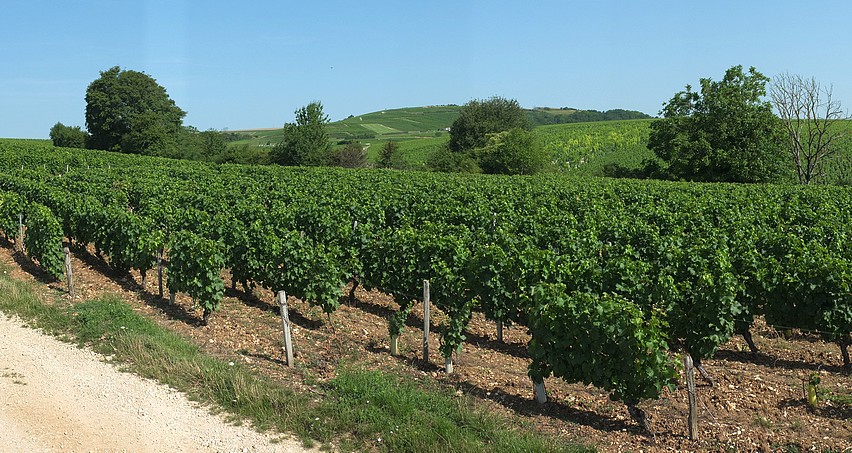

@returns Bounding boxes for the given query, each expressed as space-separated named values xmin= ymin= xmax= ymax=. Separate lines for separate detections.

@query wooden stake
xmin=496 ymin=320 xmax=503 ymax=343
xmin=423 ymin=280 xmax=430 ymax=361
xmin=278 ymin=290 xmax=294 ymax=367
xmin=533 ymin=379 xmax=547 ymax=404
xmin=157 ymin=248 xmax=164 ymax=298
xmin=17 ymin=213 xmax=24 ymax=253
xmin=63 ymin=246 xmax=75 ymax=299
xmin=684 ymin=354 xmax=698 ymax=440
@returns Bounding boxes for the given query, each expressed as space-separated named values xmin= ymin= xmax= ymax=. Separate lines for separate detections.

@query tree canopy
xmin=49 ymin=122 xmax=88 ymax=148
xmin=475 ymin=128 xmax=548 ymax=175
xmin=85 ymin=66 xmax=186 ymax=155
xmin=647 ymin=65 xmax=787 ymax=183
xmin=270 ymin=102 xmax=333 ymax=166
xmin=433 ymin=96 xmax=545 ymax=174
xmin=448 ymin=96 xmax=531 ymax=153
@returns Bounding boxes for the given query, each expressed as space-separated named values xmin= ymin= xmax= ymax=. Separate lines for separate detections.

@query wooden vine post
xmin=63 ymin=246 xmax=75 ymax=299
xmin=684 ymin=354 xmax=698 ymax=440
xmin=277 ymin=290 xmax=294 ymax=367
xmin=422 ymin=279 xmax=430 ymax=362
xmin=17 ymin=213 xmax=24 ymax=253
xmin=496 ymin=320 xmax=503 ymax=343
xmin=157 ymin=248 xmax=164 ymax=298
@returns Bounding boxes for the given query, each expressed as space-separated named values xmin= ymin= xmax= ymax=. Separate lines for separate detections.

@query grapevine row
xmin=1 ymin=139 xmax=850 ymax=430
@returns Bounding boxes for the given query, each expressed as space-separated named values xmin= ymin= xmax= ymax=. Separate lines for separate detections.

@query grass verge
xmin=0 ymin=263 xmax=591 ymax=452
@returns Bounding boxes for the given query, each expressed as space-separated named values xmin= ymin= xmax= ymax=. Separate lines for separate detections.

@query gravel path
xmin=0 ymin=313 xmax=309 ymax=452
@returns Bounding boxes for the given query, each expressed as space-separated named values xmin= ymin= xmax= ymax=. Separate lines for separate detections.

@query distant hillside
xmin=229 ymin=105 xmax=654 ymax=168
xmin=232 ymin=105 xmax=462 ymax=147
xmin=233 ymin=105 xmax=652 ymax=146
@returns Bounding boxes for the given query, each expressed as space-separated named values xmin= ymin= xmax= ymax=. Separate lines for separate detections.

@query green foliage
xmin=23 ymin=203 xmax=65 ymax=280
xmin=102 ymin=210 xmax=163 ymax=275
xmin=214 ymin=144 xmax=270 ymax=165
xmin=330 ymin=141 xmax=367 ymax=168
xmin=85 ymin=66 xmax=186 ymax=155
xmin=49 ymin=122 xmax=88 ymax=148
xmin=167 ymin=230 xmax=225 ymax=321
xmin=449 ymin=96 xmax=530 ymax=153
xmin=270 ymin=102 xmax=333 ymax=166
xmin=648 ymin=65 xmax=788 ymax=183
xmin=538 ymin=120 xmax=655 ymax=176
xmin=527 ymin=287 xmax=678 ymax=404
xmin=376 ymin=141 xmax=405 ymax=169
xmin=0 ymin=190 xmax=26 ymax=240
xmin=765 ymin=234 xmax=852 ymax=343
xmin=475 ymin=128 xmax=549 ymax=175
xmin=174 ymin=128 xmax=231 ymax=161
xmin=426 ymin=145 xmax=481 ymax=173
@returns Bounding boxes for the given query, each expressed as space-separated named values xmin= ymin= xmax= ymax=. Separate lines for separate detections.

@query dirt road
xmin=0 ymin=313 xmax=308 ymax=452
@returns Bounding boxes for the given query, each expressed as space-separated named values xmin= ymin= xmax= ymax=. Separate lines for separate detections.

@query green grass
xmin=0 ymin=262 xmax=591 ymax=452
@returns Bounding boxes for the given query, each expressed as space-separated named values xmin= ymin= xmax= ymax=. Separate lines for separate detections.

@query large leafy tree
xmin=448 ymin=96 xmax=531 ymax=152
xmin=85 ymin=66 xmax=186 ymax=155
xmin=270 ymin=102 xmax=333 ymax=166
xmin=435 ymin=96 xmax=538 ymax=174
xmin=648 ymin=65 xmax=787 ymax=183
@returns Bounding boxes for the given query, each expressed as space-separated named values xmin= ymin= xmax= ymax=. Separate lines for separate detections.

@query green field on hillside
xmin=230 ymin=107 xmax=658 ymax=171
xmin=537 ymin=119 xmax=655 ymax=176
xmin=233 ymin=105 xmax=461 ymax=147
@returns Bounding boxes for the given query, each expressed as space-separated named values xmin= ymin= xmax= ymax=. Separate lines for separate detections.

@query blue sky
xmin=2 ymin=1 xmax=851 ymax=138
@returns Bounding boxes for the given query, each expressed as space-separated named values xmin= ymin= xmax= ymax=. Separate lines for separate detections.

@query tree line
xmin=51 ymin=65 xmax=849 ymax=182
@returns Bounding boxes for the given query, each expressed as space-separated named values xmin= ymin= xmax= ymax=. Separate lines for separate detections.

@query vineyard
xmin=0 ymin=138 xmax=850 ymax=449
xmin=538 ymin=119 xmax=654 ymax=175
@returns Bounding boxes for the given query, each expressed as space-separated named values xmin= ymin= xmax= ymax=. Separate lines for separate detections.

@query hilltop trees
xmin=647 ymin=65 xmax=787 ymax=183
xmin=85 ymin=66 xmax=186 ymax=156
xmin=271 ymin=102 xmax=333 ymax=166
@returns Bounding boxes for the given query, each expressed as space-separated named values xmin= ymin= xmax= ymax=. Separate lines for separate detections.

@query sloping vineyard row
xmin=0 ymin=139 xmax=849 ymax=430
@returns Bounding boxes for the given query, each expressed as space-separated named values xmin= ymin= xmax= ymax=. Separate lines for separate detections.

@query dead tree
xmin=770 ymin=73 xmax=848 ymax=185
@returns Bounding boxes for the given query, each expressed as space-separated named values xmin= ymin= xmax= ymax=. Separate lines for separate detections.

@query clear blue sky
xmin=2 ymin=1 xmax=851 ymax=138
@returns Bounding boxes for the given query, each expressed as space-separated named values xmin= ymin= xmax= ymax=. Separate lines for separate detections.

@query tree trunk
xmin=348 ymin=276 xmax=360 ymax=304
xmin=626 ymin=402 xmax=652 ymax=434
xmin=742 ymin=328 xmax=758 ymax=354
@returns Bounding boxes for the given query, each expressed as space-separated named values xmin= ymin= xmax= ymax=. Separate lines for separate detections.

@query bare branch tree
xmin=770 ymin=73 xmax=848 ymax=185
